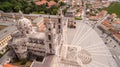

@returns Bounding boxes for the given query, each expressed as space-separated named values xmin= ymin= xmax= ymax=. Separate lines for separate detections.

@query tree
xmin=0 ymin=2 xmax=12 ymax=12
xmin=52 ymin=9 xmax=58 ymax=15
xmin=24 ymin=7 xmax=32 ymax=14
xmin=13 ymin=3 xmax=22 ymax=12
xmin=39 ymin=11 xmax=45 ymax=14
xmin=54 ymin=0 xmax=59 ymax=3
xmin=62 ymin=8 xmax=67 ymax=14
xmin=59 ymin=2 xmax=66 ymax=6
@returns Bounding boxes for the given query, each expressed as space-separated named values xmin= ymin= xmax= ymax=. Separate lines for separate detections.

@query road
xmin=0 ymin=22 xmax=16 ymax=26
xmin=0 ymin=51 xmax=11 ymax=64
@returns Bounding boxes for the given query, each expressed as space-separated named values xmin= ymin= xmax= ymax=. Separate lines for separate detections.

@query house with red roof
xmin=3 ymin=64 xmax=20 ymax=67
xmin=34 ymin=0 xmax=57 ymax=7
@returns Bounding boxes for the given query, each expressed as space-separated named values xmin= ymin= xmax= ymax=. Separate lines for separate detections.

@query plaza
xmin=52 ymin=20 xmax=118 ymax=67
xmin=0 ymin=0 xmax=120 ymax=66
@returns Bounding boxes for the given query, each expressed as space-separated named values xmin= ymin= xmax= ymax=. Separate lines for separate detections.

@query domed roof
xmin=16 ymin=17 xmax=33 ymax=35
xmin=17 ymin=17 xmax=31 ymax=26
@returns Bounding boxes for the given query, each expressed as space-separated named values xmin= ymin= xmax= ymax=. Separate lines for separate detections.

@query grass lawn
xmin=104 ymin=2 xmax=120 ymax=18
xmin=75 ymin=16 xmax=82 ymax=20
xmin=0 ymin=25 xmax=7 ymax=31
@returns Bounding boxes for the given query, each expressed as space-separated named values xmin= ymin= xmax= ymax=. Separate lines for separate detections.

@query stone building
xmin=0 ymin=26 xmax=17 ymax=54
xmin=8 ymin=12 xmax=67 ymax=61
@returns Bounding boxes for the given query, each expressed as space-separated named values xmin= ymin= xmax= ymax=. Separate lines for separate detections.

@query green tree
xmin=54 ymin=0 xmax=59 ymax=3
xmin=0 ymin=2 xmax=12 ymax=12
xmin=52 ymin=9 xmax=58 ymax=15
xmin=59 ymin=2 xmax=66 ymax=6
xmin=39 ymin=11 xmax=45 ymax=14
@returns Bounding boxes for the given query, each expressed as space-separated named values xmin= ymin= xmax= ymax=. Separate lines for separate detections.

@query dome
xmin=16 ymin=17 xmax=33 ymax=35
xmin=17 ymin=17 xmax=32 ymax=28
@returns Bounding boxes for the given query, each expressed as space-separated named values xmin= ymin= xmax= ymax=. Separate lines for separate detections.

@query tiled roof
xmin=101 ymin=20 xmax=113 ymax=29
xmin=101 ymin=14 xmax=120 ymax=40
xmin=35 ymin=0 xmax=56 ymax=7
xmin=113 ymin=33 xmax=120 ymax=40
xmin=89 ymin=10 xmax=107 ymax=20
xmin=3 ymin=64 xmax=20 ymax=67
xmin=97 ymin=10 xmax=107 ymax=18
xmin=35 ymin=0 xmax=47 ymax=5
xmin=48 ymin=1 xmax=56 ymax=7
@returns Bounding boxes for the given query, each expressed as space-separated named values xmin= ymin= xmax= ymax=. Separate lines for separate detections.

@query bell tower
xmin=45 ymin=16 xmax=55 ymax=55
xmin=57 ymin=8 xmax=64 ymax=45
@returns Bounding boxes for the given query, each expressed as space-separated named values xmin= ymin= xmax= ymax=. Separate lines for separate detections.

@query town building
xmin=0 ymin=26 xmax=17 ymax=54
xmin=34 ymin=0 xmax=57 ymax=7
xmin=99 ymin=13 xmax=120 ymax=44
xmin=8 ymin=11 xmax=67 ymax=62
xmin=3 ymin=64 xmax=20 ymax=67
xmin=0 ymin=10 xmax=118 ymax=67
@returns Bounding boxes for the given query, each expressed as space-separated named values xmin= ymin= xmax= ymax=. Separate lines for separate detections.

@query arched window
xmin=49 ymin=43 xmax=52 ymax=49
xmin=58 ymin=25 xmax=61 ymax=29
xmin=58 ymin=18 xmax=61 ymax=23
xmin=48 ymin=28 xmax=51 ymax=31
xmin=48 ymin=35 xmax=51 ymax=40
xmin=53 ymin=23 xmax=55 ymax=28
xmin=26 ymin=31 xmax=29 ymax=34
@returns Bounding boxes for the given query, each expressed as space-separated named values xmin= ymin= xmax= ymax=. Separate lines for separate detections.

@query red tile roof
xmin=89 ymin=10 xmax=107 ymax=20
xmin=48 ymin=1 xmax=57 ymax=7
xmin=35 ymin=0 xmax=57 ymax=7
xmin=35 ymin=0 xmax=47 ymax=5
xmin=101 ymin=20 xmax=113 ymax=29
xmin=97 ymin=10 xmax=107 ymax=18
xmin=3 ymin=64 xmax=20 ymax=67
xmin=113 ymin=33 xmax=120 ymax=40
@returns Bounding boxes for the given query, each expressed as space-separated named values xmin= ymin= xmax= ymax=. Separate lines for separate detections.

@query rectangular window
xmin=58 ymin=18 xmax=61 ymax=23
xmin=49 ymin=44 xmax=52 ymax=49
xmin=58 ymin=25 xmax=61 ymax=29
xmin=48 ymin=35 xmax=51 ymax=40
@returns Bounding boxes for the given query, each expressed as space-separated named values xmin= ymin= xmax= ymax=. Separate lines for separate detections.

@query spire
xmin=19 ymin=10 xmax=24 ymax=18
xmin=58 ymin=8 xmax=64 ymax=17
xmin=12 ymin=13 xmax=16 ymax=22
